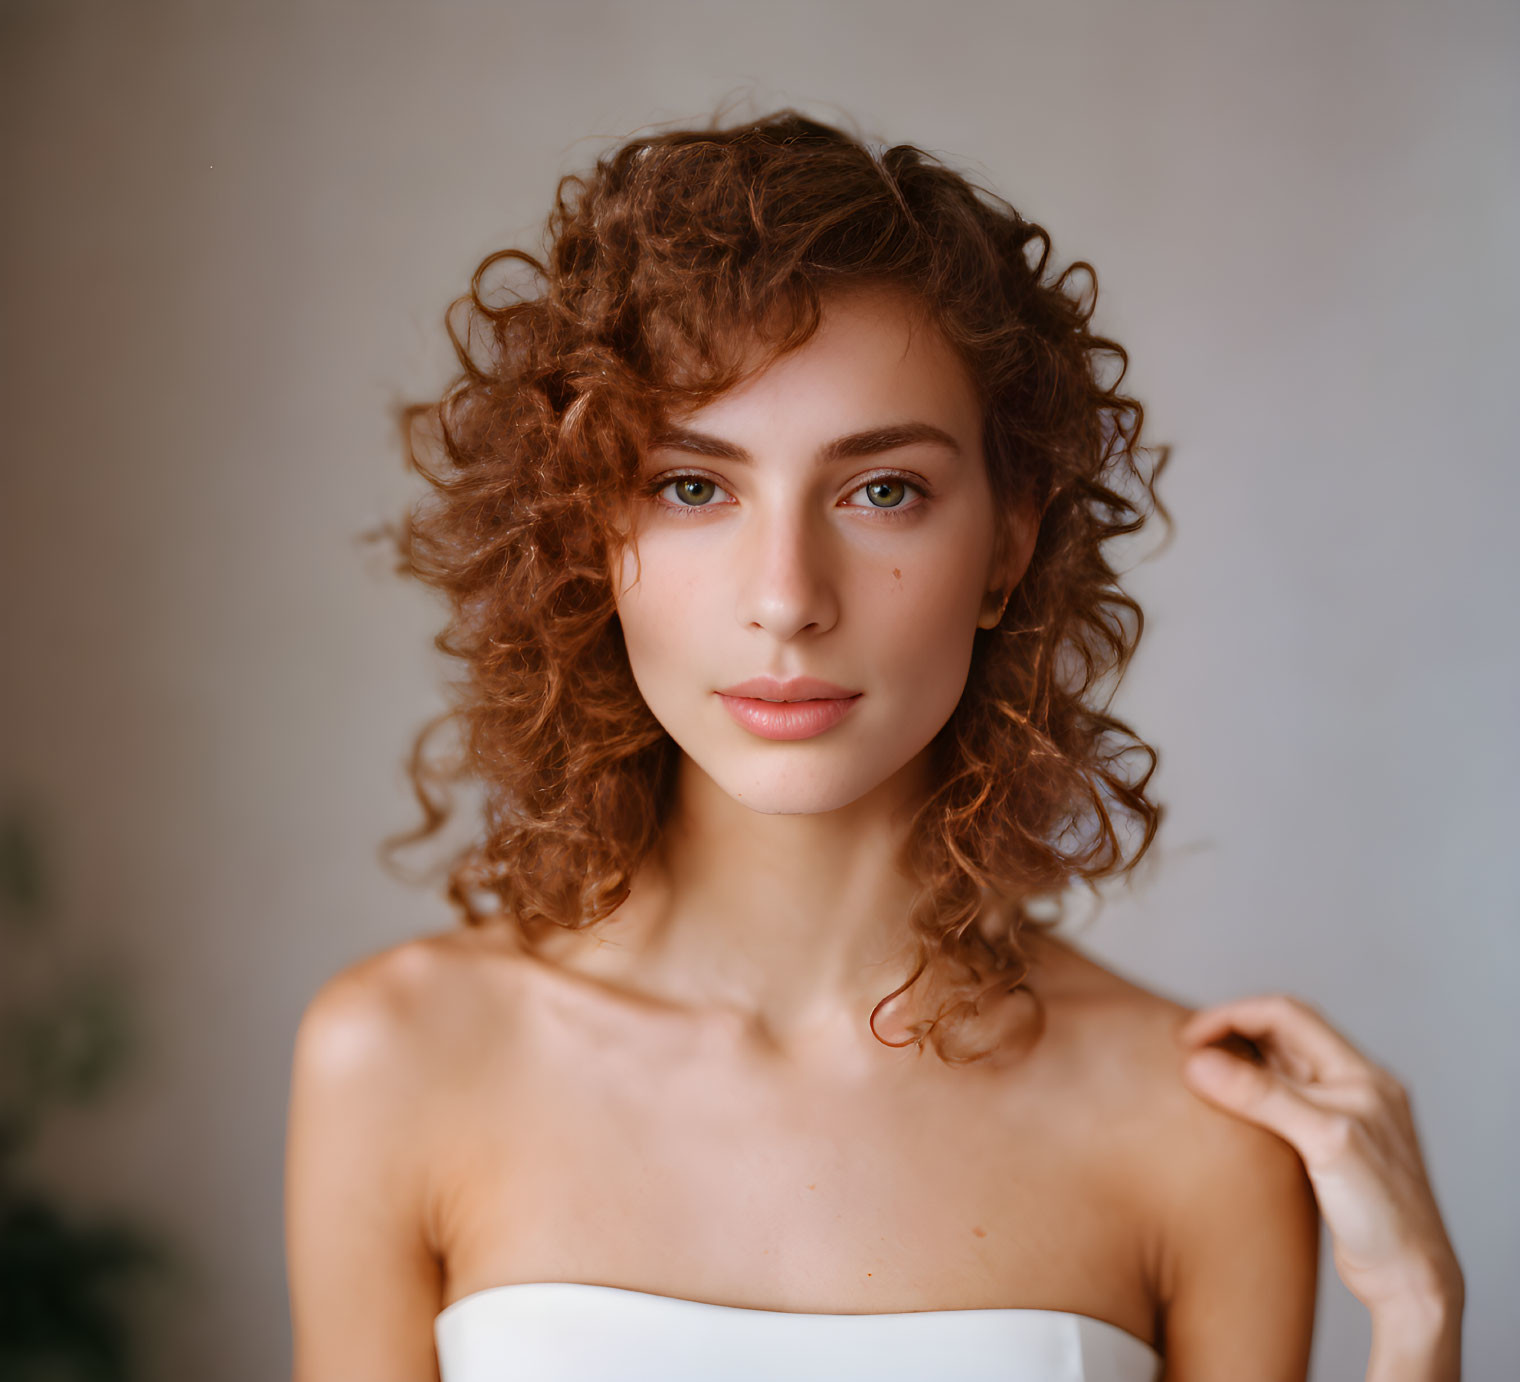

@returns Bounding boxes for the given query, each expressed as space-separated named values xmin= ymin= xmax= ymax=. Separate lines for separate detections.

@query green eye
xmin=845 ymin=473 xmax=927 ymax=517
xmin=673 ymin=478 xmax=718 ymax=506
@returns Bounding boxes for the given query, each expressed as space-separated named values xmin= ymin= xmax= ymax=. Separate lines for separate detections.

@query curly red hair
xmin=380 ymin=109 xmax=1170 ymax=1064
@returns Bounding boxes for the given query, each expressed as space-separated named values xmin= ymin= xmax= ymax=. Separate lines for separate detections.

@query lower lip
xmin=716 ymin=694 xmax=863 ymax=741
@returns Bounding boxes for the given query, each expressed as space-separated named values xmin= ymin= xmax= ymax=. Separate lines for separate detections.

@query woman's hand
xmin=1176 ymin=994 xmax=1464 ymax=1380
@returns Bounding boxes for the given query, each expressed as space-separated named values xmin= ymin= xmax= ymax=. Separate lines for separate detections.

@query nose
xmin=733 ymin=501 xmax=841 ymax=641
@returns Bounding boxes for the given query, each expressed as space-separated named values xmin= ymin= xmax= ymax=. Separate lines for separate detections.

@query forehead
xmin=666 ymin=283 xmax=983 ymax=438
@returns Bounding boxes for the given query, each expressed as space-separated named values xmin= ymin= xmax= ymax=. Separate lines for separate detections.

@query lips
xmin=715 ymin=674 xmax=861 ymax=701
xmin=716 ymin=691 xmax=862 ymax=741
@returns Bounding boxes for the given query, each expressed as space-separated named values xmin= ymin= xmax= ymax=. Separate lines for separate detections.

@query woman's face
xmin=613 ymin=283 xmax=1026 ymax=816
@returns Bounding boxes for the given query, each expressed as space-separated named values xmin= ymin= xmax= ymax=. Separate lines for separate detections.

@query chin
xmin=689 ymin=744 xmax=926 ymax=817
xmin=722 ymin=777 xmax=872 ymax=816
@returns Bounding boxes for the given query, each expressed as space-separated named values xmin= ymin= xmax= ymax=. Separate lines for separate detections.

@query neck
xmin=568 ymin=746 xmax=944 ymax=1058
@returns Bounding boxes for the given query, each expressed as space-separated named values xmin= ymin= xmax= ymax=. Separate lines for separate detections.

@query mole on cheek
xmin=892 ymin=568 xmax=901 ymax=580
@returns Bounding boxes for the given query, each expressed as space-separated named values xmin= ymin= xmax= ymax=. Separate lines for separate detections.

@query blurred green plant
xmin=0 ymin=805 xmax=176 ymax=1382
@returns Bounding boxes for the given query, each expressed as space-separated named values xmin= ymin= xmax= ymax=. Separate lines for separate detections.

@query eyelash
xmin=644 ymin=470 xmax=929 ymax=521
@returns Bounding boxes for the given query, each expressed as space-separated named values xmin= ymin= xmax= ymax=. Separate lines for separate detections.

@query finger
xmin=1177 ymin=993 xmax=1370 ymax=1083
xmin=1179 ymin=997 xmax=1354 ymax=1085
xmin=1181 ymin=1046 xmax=1332 ymax=1153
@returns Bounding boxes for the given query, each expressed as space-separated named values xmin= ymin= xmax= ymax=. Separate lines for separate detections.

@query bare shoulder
xmin=1030 ymin=932 xmax=1319 ymax=1375
xmin=289 ymin=922 xmax=542 ymax=1187
xmin=1033 ymin=929 xmax=1316 ymax=1208
xmin=295 ymin=921 xmax=529 ymax=1074
xmin=1023 ymin=929 xmax=1198 ymax=1113
xmin=289 ymin=930 xmax=476 ymax=1209
xmin=285 ymin=923 xmax=537 ymax=1379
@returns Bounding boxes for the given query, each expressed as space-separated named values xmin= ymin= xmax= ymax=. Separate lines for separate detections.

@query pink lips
xmin=714 ymin=674 xmax=863 ymax=742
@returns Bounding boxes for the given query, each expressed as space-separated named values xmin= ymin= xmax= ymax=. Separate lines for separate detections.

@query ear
xmin=976 ymin=496 xmax=1041 ymax=630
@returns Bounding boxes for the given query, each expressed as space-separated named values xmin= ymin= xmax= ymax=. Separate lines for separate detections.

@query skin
xmin=285 ymin=284 xmax=1456 ymax=1380
xmin=594 ymin=281 xmax=1029 ymax=1051
xmin=1177 ymin=997 xmax=1465 ymax=1379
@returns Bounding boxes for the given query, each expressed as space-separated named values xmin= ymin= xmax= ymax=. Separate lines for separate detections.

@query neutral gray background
xmin=2 ymin=0 xmax=1515 ymax=1377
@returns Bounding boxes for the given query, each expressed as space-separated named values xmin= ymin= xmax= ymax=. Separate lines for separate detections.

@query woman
xmin=284 ymin=112 xmax=1463 ymax=1380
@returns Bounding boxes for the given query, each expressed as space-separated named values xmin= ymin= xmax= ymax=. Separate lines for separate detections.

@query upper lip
xmin=716 ymin=675 xmax=862 ymax=701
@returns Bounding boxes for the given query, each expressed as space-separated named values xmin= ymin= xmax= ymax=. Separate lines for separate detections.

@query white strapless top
xmin=434 ymin=1282 xmax=1162 ymax=1381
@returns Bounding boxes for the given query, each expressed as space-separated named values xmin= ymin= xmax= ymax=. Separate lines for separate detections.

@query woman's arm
xmin=285 ymin=957 xmax=445 ymax=1382
xmin=1177 ymin=994 xmax=1465 ymax=1382
xmin=1153 ymin=1074 xmax=1321 ymax=1379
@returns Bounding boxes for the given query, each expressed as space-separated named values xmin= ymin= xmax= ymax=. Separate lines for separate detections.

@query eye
xmin=649 ymin=474 xmax=735 ymax=514
xmin=845 ymin=474 xmax=923 ymax=513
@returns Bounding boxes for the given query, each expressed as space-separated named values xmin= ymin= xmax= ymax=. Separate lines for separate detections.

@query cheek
xmin=866 ymin=508 xmax=997 ymax=725
xmin=877 ymin=561 xmax=985 ymax=688
xmin=612 ymin=540 xmax=708 ymax=686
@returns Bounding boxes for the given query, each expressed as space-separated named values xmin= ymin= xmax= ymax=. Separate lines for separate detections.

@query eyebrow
xmin=647 ymin=421 xmax=962 ymax=466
